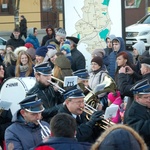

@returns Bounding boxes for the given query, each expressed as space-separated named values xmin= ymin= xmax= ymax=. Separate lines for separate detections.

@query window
xmin=0 ymin=0 xmax=13 ymax=15
xmin=125 ymin=0 xmax=141 ymax=9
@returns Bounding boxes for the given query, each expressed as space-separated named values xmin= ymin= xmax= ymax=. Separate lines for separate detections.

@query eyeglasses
xmin=71 ymin=100 xmax=84 ymax=105
xmin=91 ymin=63 xmax=98 ymax=66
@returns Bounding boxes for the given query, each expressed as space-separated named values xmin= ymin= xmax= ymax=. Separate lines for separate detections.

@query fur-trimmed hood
xmin=91 ymin=124 xmax=148 ymax=150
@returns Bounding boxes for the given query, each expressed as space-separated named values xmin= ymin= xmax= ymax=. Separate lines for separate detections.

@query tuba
xmin=84 ymin=74 xmax=117 ymax=111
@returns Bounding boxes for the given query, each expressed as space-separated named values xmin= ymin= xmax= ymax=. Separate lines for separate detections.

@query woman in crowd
xmin=53 ymin=55 xmax=73 ymax=89
xmin=15 ymin=51 xmax=34 ymax=77
xmin=88 ymin=56 xmax=109 ymax=110
xmin=3 ymin=51 xmax=17 ymax=78
xmin=115 ymin=51 xmax=136 ymax=87
xmin=35 ymin=46 xmax=48 ymax=65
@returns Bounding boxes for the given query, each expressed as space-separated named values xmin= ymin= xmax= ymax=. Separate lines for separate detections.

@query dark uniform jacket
xmin=26 ymin=82 xmax=64 ymax=122
xmin=6 ymin=34 xmax=25 ymax=49
xmin=71 ymin=48 xmax=86 ymax=72
xmin=124 ymin=101 xmax=150 ymax=148
xmin=35 ymin=137 xmax=91 ymax=150
xmin=0 ymin=109 xmax=12 ymax=149
xmin=5 ymin=110 xmax=49 ymax=150
xmin=59 ymin=105 xmax=101 ymax=143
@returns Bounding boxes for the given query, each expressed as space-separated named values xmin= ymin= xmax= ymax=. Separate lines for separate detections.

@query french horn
xmin=84 ymin=74 xmax=117 ymax=109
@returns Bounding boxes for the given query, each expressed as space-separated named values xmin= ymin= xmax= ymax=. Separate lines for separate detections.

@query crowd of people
xmin=0 ymin=15 xmax=150 ymax=150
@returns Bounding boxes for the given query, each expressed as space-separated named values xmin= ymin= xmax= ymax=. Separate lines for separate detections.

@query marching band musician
xmin=26 ymin=62 xmax=64 ymax=123
xmin=72 ymin=69 xmax=89 ymax=95
xmin=5 ymin=94 xmax=50 ymax=150
xmin=58 ymin=86 xmax=104 ymax=143
xmin=124 ymin=79 xmax=150 ymax=149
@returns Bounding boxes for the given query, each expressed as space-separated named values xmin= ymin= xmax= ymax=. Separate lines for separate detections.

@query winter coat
xmin=6 ymin=34 xmax=25 ymax=49
xmin=35 ymin=137 xmax=91 ymax=150
xmin=41 ymin=25 xmax=55 ymax=46
xmin=125 ymin=101 xmax=150 ymax=148
xmin=71 ymin=48 xmax=86 ymax=72
xmin=5 ymin=110 xmax=49 ymax=150
xmin=0 ymin=109 xmax=12 ymax=149
xmin=26 ymin=82 xmax=64 ymax=122
xmin=91 ymin=124 xmax=147 ymax=150
xmin=5 ymin=60 xmax=16 ymax=78
xmin=58 ymin=105 xmax=102 ymax=143
xmin=45 ymin=38 xmax=60 ymax=51
xmin=25 ymin=28 xmax=40 ymax=49
xmin=108 ymin=37 xmax=133 ymax=79
xmin=54 ymin=55 xmax=73 ymax=88
xmin=20 ymin=18 xmax=27 ymax=34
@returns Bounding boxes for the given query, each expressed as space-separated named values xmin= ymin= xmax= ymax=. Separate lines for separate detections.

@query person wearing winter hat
xmin=41 ymin=25 xmax=55 ymax=46
xmin=25 ymin=27 xmax=40 ymax=49
xmin=60 ymin=41 xmax=73 ymax=64
xmin=45 ymin=28 xmax=66 ymax=51
xmin=107 ymin=91 xmax=123 ymax=123
xmin=92 ymin=48 xmax=109 ymax=68
xmin=35 ymin=46 xmax=48 ymax=65
xmin=88 ymin=56 xmax=109 ymax=111
xmin=91 ymin=124 xmax=148 ymax=150
xmin=66 ymin=36 xmax=86 ymax=72
xmin=26 ymin=47 xmax=36 ymax=61
xmin=53 ymin=55 xmax=73 ymax=89
xmin=24 ymin=43 xmax=34 ymax=49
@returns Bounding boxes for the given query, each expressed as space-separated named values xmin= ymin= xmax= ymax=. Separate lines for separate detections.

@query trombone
xmin=81 ymin=103 xmax=115 ymax=130
xmin=37 ymin=120 xmax=51 ymax=139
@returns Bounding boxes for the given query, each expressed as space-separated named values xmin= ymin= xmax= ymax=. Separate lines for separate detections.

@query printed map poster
xmin=64 ymin=0 xmax=122 ymax=70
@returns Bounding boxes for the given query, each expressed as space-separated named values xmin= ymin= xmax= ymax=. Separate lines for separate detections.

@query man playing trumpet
xmin=5 ymin=94 xmax=50 ymax=150
xmin=59 ymin=86 xmax=104 ymax=143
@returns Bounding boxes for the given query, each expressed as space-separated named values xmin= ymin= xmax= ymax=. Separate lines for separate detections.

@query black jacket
xmin=26 ymin=82 xmax=64 ymax=122
xmin=124 ymin=101 xmax=150 ymax=148
xmin=0 ymin=109 xmax=12 ymax=149
xmin=6 ymin=34 xmax=25 ymax=49
xmin=58 ymin=105 xmax=101 ymax=143
xmin=20 ymin=18 xmax=27 ymax=34
xmin=71 ymin=48 xmax=86 ymax=72
xmin=35 ymin=137 xmax=91 ymax=150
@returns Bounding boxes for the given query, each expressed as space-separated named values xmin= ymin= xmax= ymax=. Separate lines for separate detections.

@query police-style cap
xmin=63 ymin=86 xmax=85 ymax=100
xmin=73 ymin=69 xmax=89 ymax=80
xmin=19 ymin=95 xmax=44 ymax=113
xmin=130 ymin=79 xmax=150 ymax=94
xmin=34 ymin=62 xmax=52 ymax=75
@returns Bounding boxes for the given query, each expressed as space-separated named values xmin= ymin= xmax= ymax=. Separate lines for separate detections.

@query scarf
xmin=20 ymin=65 xmax=29 ymax=72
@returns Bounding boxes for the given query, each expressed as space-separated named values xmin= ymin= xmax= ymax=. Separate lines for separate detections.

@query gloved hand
xmin=86 ymin=110 xmax=104 ymax=128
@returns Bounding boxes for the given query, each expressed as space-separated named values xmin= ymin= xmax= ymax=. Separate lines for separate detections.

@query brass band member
xmin=124 ymin=79 xmax=150 ymax=149
xmin=59 ymin=86 xmax=104 ymax=143
xmin=5 ymin=95 xmax=49 ymax=150
xmin=26 ymin=62 xmax=64 ymax=122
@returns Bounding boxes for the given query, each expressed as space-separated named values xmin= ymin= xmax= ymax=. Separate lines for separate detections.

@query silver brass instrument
xmin=37 ymin=120 xmax=51 ymax=139
xmin=47 ymin=76 xmax=65 ymax=93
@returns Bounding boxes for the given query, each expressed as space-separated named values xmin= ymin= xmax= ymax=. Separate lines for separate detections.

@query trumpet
xmin=47 ymin=76 xmax=65 ymax=93
xmin=81 ymin=103 xmax=115 ymax=130
xmin=37 ymin=120 xmax=51 ymax=139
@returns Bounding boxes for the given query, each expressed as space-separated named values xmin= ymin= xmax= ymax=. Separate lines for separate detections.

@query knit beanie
xmin=60 ymin=41 xmax=71 ymax=54
xmin=56 ymin=28 xmax=66 ymax=38
xmin=25 ymin=43 xmax=33 ymax=49
xmin=46 ymin=44 xmax=57 ymax=58
xmin=108 ymin=91 xmax=121 ymax=103
xmin=26 ymin=48 xmax=36 ymax=60
xmin=91 ymin=56 xmax=103 ymax=66
xmin=92 ymin=49 xmax=105 ymax=58
xmin=36 ymin=46 xmax=48 ymax=57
